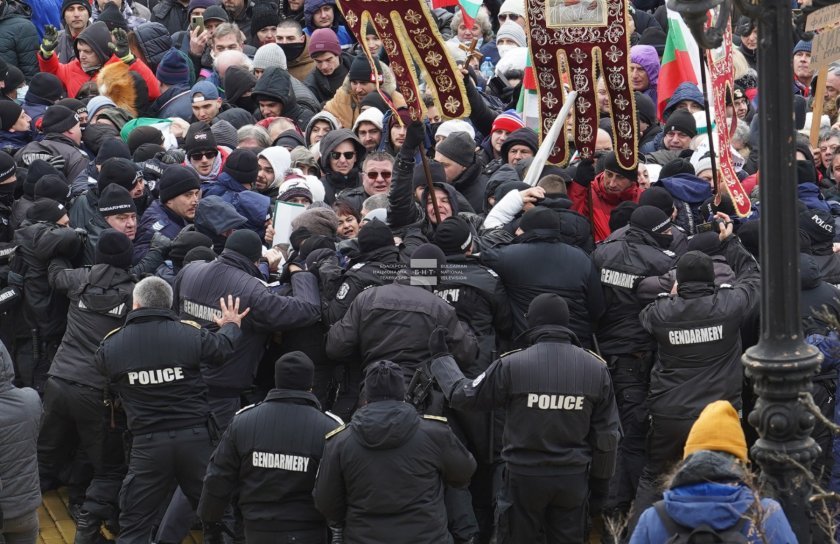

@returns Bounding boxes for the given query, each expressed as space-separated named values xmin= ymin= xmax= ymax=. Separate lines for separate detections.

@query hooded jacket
xmin=0 ymin=341 xmax=42 ymax=519
xmin=314 ymin=400 xmax=476 ymax=544
xmin=252 ymin=66 xmax=314 ymax=128
xmin=319 ymin=128 xmax=366 ymax=204
xmin=132 ymin=21 xmax=172 ymax=71
xmin=569 ymin=172 xmax=641 ymax=243
xmin=305 ymin=111 xmax=341 ymax=147
xmin=323 ymin=63 xmax=406 ymax=129
xmin=303 ymin=0 xmax=354 ymax=45
xmin=630 ymin=44 xmax=659 ymax=106
xmin=661 ymin=82 xmax=705 ymax=121
xmin=653 ymin=174 xmax=713 ymax=235
xmin=39 ymin=22 xmax=161 ymax=100
xmin=0 ymin=0 xmax=39 ymax=80
xmin=201 ymin=172 xmax=271 ymax=237
xmin=304 ymin=51 xmax=354 ymax=104
xmin=150 ymin=0 xmax=188 ymax=36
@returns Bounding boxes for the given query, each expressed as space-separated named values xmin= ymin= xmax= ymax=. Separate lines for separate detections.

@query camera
xmin=696 ymin=218 xmax=725 ymax=234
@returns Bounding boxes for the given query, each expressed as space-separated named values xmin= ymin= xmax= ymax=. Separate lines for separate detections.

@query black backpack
xmin=654 ymin=501 xmax=751 ymax=543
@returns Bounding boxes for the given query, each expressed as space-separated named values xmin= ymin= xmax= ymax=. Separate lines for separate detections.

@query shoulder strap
xmin=653 ymin=500 xmax=687 ymax=536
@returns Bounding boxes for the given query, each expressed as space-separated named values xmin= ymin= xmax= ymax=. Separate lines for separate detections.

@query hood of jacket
xmin=798 ymin=182 xmax=831 ymax=213
xmin=654 ymin=174 xmax=712 ymax=205
xmin=663 ymin=82 xmax=705 ymax=120
xmin=318 ymin=128 xmax=366 ymax=173
xmin=305 ymin=110 xmax=341 ymax=146
xmin=252 ymin=66 xmax=297 ymax=110
xmin=133 ymin=22 xmax=172 ymax=70
xmin=351 ymin=400 xmax=420 ymax=450
xmin=593 ymin=172 xmax=640 ymax=206
xmin=0 ymin=0 xmax=31 ymax=21
xmin=483 ymin=164 xmax=521 ymax=213
xmin=194 ymin=194 xmax=247 ymax=235
xmin=421 ymin=181 xmax=461 ymax=216
xmin=630 ymin=44 xmax=660 ymax=89
xmin=258 ymin=146 xmax=291 ymax=182
xmin=0 ymin=341 xmax=14 ymax=393
xmin=75 ymin=21 xmax=113 ymax=66
xmin=80 ymin=264 xmax=134 ymax=312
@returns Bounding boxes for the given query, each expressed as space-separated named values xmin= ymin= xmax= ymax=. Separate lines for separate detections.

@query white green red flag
xmin=658 ymin=9 xmax=702 ymax=120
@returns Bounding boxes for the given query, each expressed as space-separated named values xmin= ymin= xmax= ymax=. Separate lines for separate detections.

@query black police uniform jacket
xmin=325 ymin=244 xmax=402 ymax=325
xmin=592 ymin=225 xmax=678 ymax=355
xmin=198 ymin=388 xmax=341 ymax=527
xmin=95 ymin=308 xmax=241 ymax=434
xmin=480 ymin=228 xmax=605 ymax=348
xmin=431 ymin=325 xmax=621 ymax=479
xmin=314 ymin=400 xmax=476 ymax=544
xmin=173 ymin=249 xmax=321 ymax=397
xmin=639 ymin=238 xmax=760 ymax=419
xmin=48 ymin=261 xmax=135 ymax=390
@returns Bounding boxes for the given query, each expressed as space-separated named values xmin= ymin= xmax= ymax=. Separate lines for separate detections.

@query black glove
xmin=109 ymin=28 xmax=134 ymax=63
xmin=41 ymin=24 xmax=59 ymax=56
xmin=428 ymin=327 xmax=449 ymax=359
xmin=588 ymin=477 xmax=610 ymax=515
xmin=329 ymin=525 xmax=344 ymax=544
xmin=150 ymin=232 xmax=172 ymax=255
xmin=574 ymin=158 xmax=596 ymax=187
xmin=202 ymin=522 xmax=225 ymax=544
xmin=399 ymin=121 xmax=425 ymax=160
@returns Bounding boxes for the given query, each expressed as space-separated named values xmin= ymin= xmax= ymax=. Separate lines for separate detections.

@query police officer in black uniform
xmin=95 ymin=277 xmax=248 ymax=544
xmin=591 ymin=205 xmax=678 ymax=517
xmin=428 ymin=294 xmax=621 ymax=543
xmin=198 ymin=351 xmax=342 ymax=544
xmin=630 ymin=216 xmax=760 ymax=530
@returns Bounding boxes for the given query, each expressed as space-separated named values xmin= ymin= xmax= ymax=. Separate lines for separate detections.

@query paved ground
xmin=38 ymin=489 xmax=202 ymax=544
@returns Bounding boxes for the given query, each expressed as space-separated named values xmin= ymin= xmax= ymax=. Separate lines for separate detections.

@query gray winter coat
xmin=0 ymin=341 xmax=42 ymax=518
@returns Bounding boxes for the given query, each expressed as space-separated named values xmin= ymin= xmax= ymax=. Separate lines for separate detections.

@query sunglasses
xmin=329 ymin=151 xmax=356 ymax=160
xmin=190 ymin=150 xmax=218 ymax=161
xmin=365 ymin=171 xmax=392 ymax=180
xmin=498 ymin=13 xmax=521 ymax=22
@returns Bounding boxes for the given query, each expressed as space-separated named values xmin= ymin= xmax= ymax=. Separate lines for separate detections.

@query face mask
xmin=279 ymin=42 xmax=305 ymax=61
xmin=653 ymin=232 xmax=673 ymax=249
xmin=236 ymin=95 xmax=257 ymax=113
xmin=0 ymin=182 xmax=14 ymax=204
xmin=429 ymin=121 xmax=442 ymax=135
xmin=497 ymin=44 xmax=514 ymax=58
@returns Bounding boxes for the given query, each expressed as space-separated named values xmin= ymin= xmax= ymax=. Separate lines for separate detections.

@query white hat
xmin=498 ymin=0 xmax=525 ymax=18
xmin=435 ymin=119 xmax=475 ymax=140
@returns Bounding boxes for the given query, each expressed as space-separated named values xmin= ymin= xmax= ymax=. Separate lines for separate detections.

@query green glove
xmin=40 ymin=24 xmax=59 ymax=57
xmin=109 ymin=28 xmax=134 ymax=64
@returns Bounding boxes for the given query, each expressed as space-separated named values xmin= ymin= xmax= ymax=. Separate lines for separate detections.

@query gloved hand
xmin=574 ymin=158 xmax=595 ymax=187
xmin=150 ymin=232 xmax=172 ymax=255
xmin=588 ymin=477 xmax=610 ymax=515
xmin=46 ymin=154 xmax=66 ymax=173
xmin=40 ymin=25 xmax=59 ymax=57
xmin=399 ymin=121 xmax=425 ymax=160
xmin=202 ymin=522 xmax=225 ymax=544
xmin=329 ymin=525 xmax=344 ymax=544
xmin=109 ymin=28 xmax=134 ymax=64
xmin=428 ymin=327 xmax=449 ymax=359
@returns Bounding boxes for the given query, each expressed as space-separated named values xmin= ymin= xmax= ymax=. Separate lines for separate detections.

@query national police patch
xmin=336 ymin=282 xmax=350 ymax=300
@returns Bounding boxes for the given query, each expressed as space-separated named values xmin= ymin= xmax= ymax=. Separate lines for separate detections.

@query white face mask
xmin=497 ymin=44 xmax=515 ymax=58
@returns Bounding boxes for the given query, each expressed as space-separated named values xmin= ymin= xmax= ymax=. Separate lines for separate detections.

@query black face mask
xmin=429 ymin=122 xmax=442 ymax=136
xmin=796 ymin=159 xmax=817 ymax=185
xmin=236 ymin=95 xmax=257 ymax=113
xmin=0 ymin=182 xmax=14 ymax=205
xmin=279 ymin=42 xmax=305 ymax=61
xmin=652 ymin=232 xmax=673 ymax=249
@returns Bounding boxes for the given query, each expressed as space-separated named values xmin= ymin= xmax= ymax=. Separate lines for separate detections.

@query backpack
xmin=654 ymin=501 xmax=751 ymax=543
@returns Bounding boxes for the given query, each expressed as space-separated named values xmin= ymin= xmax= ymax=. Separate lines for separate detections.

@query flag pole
xmin=523 ymin=91 xmax=578 ymax=186
xmin=698 ymin=52 xmax=719 ymax=196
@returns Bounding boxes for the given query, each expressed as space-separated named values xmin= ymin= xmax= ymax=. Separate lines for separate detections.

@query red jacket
xmin=38 ymin=52 xmax=161 ymax=101
xmin=569 ymin=172 xmax=640 ymax=242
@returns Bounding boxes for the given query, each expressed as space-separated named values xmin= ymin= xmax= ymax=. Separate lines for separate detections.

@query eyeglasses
xmin=365 ymin=171 xmax=392 ymax=180
xmin=498 ymin=13 xmax=521 ymax=22
xmin=329 ymin=151 xmax=356 ymax=160
xmin=190 ymin=150 xmax=218 ymax=161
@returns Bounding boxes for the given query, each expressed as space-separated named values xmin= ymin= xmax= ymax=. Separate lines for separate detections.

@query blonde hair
xmin=450 ymin=10 xmax=493 ymax=42
xmin=731 ymin=49 xmax=749 ymax=81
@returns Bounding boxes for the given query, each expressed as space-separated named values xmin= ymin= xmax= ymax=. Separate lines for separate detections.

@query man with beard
xmin=134 ymin=165 xmax=201 ymax=261
xmin=56 ymin=0 xmax=91 ymax=62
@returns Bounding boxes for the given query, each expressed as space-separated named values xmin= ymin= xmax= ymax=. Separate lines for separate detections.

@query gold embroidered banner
xmin=527 ymin=0 xmax=638 ymax=167
xmin=336 ymin=0 xmax=471 ymax=121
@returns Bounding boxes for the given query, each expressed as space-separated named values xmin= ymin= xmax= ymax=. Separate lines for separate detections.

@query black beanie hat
xmin=28 ymin=198 xmax=67 ymax=223
xmin=55 ymin=98 xmax=87 ymax=118
xmin=4 ymin=65 xmax=24 ymax=95
xmin=183 ymin=245 xmax=217 ymax=265
xmin=0 ymin=151 xmax=14 ymax=184
xmin=40 ymin=105 xmax=79 ymax=134
xmin=251 ymin=2 xmax=280 ymax=35
xmin=98 ymin=184 xmax=137 ymax=217
xmin=348 ymin=55 xmax=383 ymax=83
xmin=274 ymin=351 xmax=315 ymax=390
xmin=663 ymin=109 xmax=697 ymax=138
xmin=411 ymin=243 xmax=446 ymax=269
xmin=608 ymin=200 xmax=638 ymax=232
xmin=519 ymin=206 xmax=560 ymax=232
xmin=363 ymin=360 xmax=405 ymax=402
xmin=357 ymin=218 xmax=393 ymax=253
xmin=436 ymin=132 xmax=476 ymax=168
xmin=659 ymin=158 xmax=696 ymax=179
xmin=493 ymin=181 xmax=530 ymax=203
xmin=127 ymin=126 xmax=164 ymax=155
xmin=0 ymin=101 xmax=22 ymax=131
xmin=223 ymin=148 xmax=259 ymax=185
xmin=634 ymin=91 xmax=656 ymax=126
xmin=603 ymin=151 xmax=638 ymax=182
xmin=62 ymin=0 xmax=91 ymax=16
xmin=96 ymin=138 xmax=132 ymax=165
xmin=676 ymin=250 xmax=714 ymax=283
xmin=412 ymin=161 xmax=447 ymax=189
xmin=289 ymin=226 xmax=312 ymax=251
xmin=133 ymin=143 xmax=166 ymax=162
xmin=34 ymin=175 xmax=71 ymax=204
xmin=630 ymin=205 xmax=671 ymax=234
xmin=83 ymin=123 xmax=121 ymax=156
xmin=25 ymin=160 xmax=61 ymax=197
xmin=27 ymin=73 xmax=65 ymax=103
xmin=433 ymin=216 xmax=472 ymax=255
xmin=96 ymin=228 xmax=133 ymax=269
xmin=738 ymin=220 xmax=759 ymax=258
xmin=159 ymin=165 xmax=201 ymax=202
xmin=527 ymin=293 xmax=570 ymax=328
xmin=687 ymin=230 xmax=723 ymax=255
xmin=224 ymin=66 xmax=257 ymax=106
xmin=185 ymin=121 xmax=217 ymax=153
xmin=98 ymin=158 xmax=138 ymax=193
xmin=225 ymin=229 xmax=263 ymax=262
xmin=169 ymin=231 xmax=213 ymax=267
xmin=98 ymin=1 xmax=129 ymax=31
xmin=638 ymin=186 xmax=674 ymax=215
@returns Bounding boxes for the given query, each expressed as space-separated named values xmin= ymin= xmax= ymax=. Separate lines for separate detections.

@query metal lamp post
xmin=666 ymin=0 xmax=824 ymax=541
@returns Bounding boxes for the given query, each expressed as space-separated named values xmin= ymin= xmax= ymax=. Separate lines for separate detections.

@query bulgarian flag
xmin=431 ymin=0 xmax=481 ymax=27
xmin=516 ymin=52 xmax=540 ymax=132
xmin=657 ymin=9 xmax=703 ymax=120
